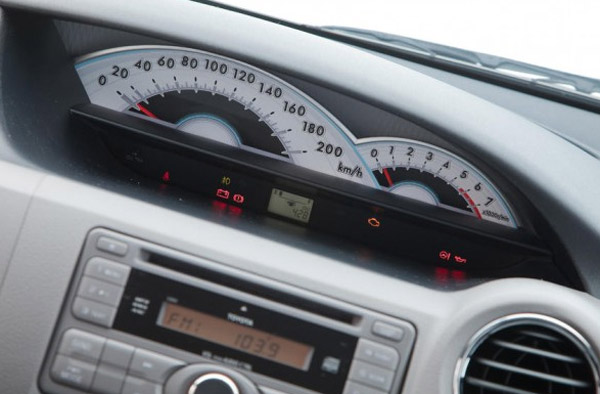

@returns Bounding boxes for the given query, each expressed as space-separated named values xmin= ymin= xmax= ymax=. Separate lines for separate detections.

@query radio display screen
xmin=158 ymin=302 xmax=314 ymax=370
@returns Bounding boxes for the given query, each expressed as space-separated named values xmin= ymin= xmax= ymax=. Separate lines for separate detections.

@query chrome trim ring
xmin=188 ymin=372 xmax=240 ymax=394
xmin=453 ymin=313 xmax=600 ymax=394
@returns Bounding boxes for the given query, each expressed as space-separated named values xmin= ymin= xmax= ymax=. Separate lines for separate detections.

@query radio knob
xmin=165 ymin=364 xmax=258 ymax=394
xmin=188 ymin=372 xmax=239 ymax=394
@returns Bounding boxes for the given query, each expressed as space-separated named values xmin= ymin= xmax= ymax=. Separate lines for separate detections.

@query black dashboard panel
xmin=72 ymin=103 xmax=550 ymax=269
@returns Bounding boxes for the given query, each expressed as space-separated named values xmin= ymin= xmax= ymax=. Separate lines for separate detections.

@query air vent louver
xmin=459 ymin=316 xmax=598 ymax=394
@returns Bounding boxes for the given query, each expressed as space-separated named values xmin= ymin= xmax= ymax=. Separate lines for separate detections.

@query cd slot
xmin=143 ymin=250 xmax=359 ymax=325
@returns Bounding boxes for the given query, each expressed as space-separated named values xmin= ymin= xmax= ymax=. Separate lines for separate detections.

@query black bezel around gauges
xmin=72 ymin=104 xmax=551 ymax=271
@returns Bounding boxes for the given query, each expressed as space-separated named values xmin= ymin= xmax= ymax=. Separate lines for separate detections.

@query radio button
xmin=101 ymin=340 xmax=135 ymax=369
xmin=321 ymin=356 xmax=342 ymax=374
xmin=58 ymin=329 xmax=106 ymax=363
xmin=72 ymin=297 xmax=117 ymax=327
xmin=371 ymin=321 xmax=404 ymax=342
xmin=86 ymin=257 xmax=131 ymax=286
xmin=97 ymin=236 xmax=129 ymax=257
xmin=348 ymin=360 xmax=394 ymax=391
xmin=121 ymin=376 xmax=162 ymax=394
xmin=355 ymin=339 xmax=399 ymax=370
xmin=129 ymin=348 xmax=185 ymax=383
xmin=91 ymin=364 xmax=126 ymax=394
xmin=51 ymin=355 xmax=96 ymax=391
xmin=344 ymin=381 xmax=388 ymax=394
xmin=78 ymin=276 xmax=125 ymax=307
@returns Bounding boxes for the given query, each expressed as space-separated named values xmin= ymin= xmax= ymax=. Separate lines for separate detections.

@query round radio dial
xmin=188 ymin=373 xmax=239 ymax=394
xmin=165 ymin=364 xmax=258 ymax=394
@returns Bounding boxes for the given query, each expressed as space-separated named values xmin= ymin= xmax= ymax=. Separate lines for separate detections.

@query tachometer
xmin=75 ymin=45 xmax=374 ymax=186
xmin=357 ymin=138 xmax=517 ymax=227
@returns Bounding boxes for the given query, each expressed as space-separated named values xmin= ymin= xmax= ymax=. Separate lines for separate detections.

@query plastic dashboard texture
xmin=0 ymin=0 xmax=599 ymax=393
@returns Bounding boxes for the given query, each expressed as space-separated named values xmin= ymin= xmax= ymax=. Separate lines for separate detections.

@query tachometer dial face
xmin=357 ymin=139 xmax=517 ymax=227
xmin=75 ymin=46 xmax=518 ymax=228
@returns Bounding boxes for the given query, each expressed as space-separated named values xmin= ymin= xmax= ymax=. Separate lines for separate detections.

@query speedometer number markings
xmin=77 ymin=45 xmax=373 ymax=188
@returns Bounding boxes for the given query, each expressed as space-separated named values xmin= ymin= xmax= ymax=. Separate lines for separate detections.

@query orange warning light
xmin=367 ymin=217 xmax=381 ymax=228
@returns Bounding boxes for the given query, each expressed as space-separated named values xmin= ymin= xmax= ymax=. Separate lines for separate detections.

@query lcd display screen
xmin=267 ymin=188 xmax=314 ymax=223
xmin=158 ymin=302 xmax=314 ymax=370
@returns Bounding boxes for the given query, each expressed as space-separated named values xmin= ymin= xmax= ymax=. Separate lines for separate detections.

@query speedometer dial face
xmin=76 ymin=46 xmax=374 ymax=187
xmin=75 ymin=45 xmax=518 ymax=228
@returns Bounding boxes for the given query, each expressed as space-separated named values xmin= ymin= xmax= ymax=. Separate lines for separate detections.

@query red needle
xmin=459 ymin=188 xmax=482 ymax=219
xmin=383 ymin=168 xmax=394 ymax=187
xmin=136 ymin=103 xmax=158 ymax=119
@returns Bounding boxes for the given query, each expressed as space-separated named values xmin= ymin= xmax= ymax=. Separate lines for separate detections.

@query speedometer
xmin=75 ymin=45 xmax=518 ymax=228
xmin=76 ymin=45 xmax=374 ymax=187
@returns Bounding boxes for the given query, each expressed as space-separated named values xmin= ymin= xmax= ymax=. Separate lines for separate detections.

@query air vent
xmin=457 ymin=314 xmax=599 ymax=394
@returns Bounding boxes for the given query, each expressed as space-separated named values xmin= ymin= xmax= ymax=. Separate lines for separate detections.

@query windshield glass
xmin=215 ymin=0 xmax=600 ymax=87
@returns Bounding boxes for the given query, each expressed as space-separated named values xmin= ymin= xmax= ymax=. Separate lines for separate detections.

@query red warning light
xmin=161 ymin=171 xmax=170 ymax=182
xmin=454 ymin=256 xmax=468 ymax=264
xmin=216 ymin=189 xmax=230 ymax=200
xmin=451 ymin=270 xmax=466 ymax=281
xmin=233 ymin=194 xmax=245 ymax=204
xmin=435 ymin=267 xmax=449 ymax=283
xmin=367 ymin=217 xmax=381 ymax=228
xmin=439 ymin=250 xmax=451 ymax=261
xmin=228 ymin=205 xmax=243 ymax=216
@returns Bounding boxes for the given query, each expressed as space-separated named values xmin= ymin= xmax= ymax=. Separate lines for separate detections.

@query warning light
xmin=367 ymin=217 xmax=381 ymax=228
xmin=451 ymin=270 xmax=466 ymax=281
xmin=221 ymin=176 xmax=231 ymax=186
xmin=454 ymin=256 xmax=468 ymax=264
xmin=161 ymin=171 xmax=170 ymax=182
xmin=216 ymin=189 xmax=230 ymax=200
xmin=233 ymin=194 xmax=245 ymax=204
xmin=435 ymin=267 xmax=449 ymax=283
xmin=435 ymin=267 xmax=467 ymax=284
xmin=228 ymin=205 xmax=242 ymax=216
xmin=211 ymin=200 xmax=228 ymax=213
xmin=439 ymin=250 xmax=451 ymax=261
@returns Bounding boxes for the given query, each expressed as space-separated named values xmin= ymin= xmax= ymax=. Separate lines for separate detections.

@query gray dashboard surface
xmin=0 ymin=1 xmax=599 ymax=394
xmin=1 ymin=161 xmax=600 ymax=394
xmin=387 ymin=55 xmax=600 ymax=159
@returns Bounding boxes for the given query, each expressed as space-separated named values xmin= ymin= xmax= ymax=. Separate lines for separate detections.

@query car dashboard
xmin=1 ymin=1 xmax=600 ymax=394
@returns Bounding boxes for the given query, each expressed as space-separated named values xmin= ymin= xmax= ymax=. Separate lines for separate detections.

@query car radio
xmin=40 ymin=229 xmax=415 ymax=394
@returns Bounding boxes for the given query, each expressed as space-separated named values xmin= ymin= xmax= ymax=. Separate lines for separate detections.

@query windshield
xmin=215 ymin=0 xmax=600 ymax=95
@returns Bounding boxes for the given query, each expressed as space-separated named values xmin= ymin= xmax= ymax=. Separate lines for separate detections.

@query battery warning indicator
xmin=268 ymin=188 xmax=314 ymax=224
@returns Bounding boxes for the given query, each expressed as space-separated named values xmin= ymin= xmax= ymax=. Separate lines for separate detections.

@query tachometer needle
xmin=383 ymin=168 xmax=394 ymax=187
xmin=136 ymin=103 xmax=158 ymax=119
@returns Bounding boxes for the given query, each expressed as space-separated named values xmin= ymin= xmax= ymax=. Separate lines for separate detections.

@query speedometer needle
xmin=136 ymin=103 xmax=159 ymax=119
